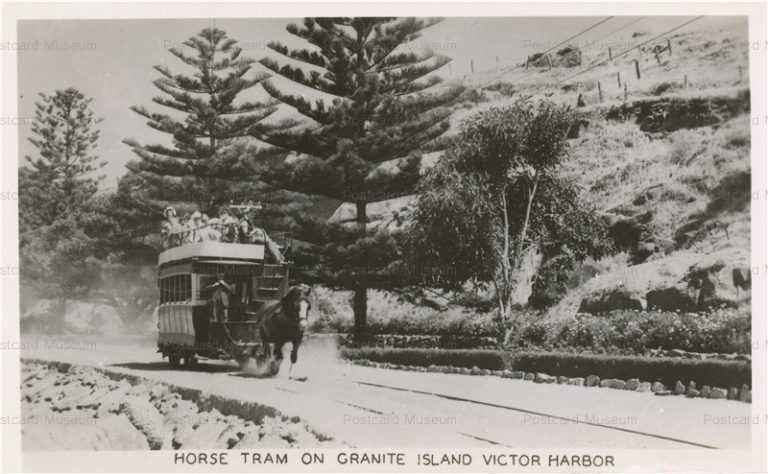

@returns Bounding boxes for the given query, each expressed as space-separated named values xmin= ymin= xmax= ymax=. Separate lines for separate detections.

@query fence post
xmin=738 ymin=65 xmax=743 ymax=83
xmin=546 ymin=54 xmax=553 ymax=70
xmin=617 ymin=71 xmax=621 ymax=88
xmin=608 ymin=47 xmax=612 ymax=60
xmin=654 ymin=50 xmax=661 ymax=65
xmin=525 ymin=57 xmax=529 ymax=70
xmin=667 ymin=38 xmax=672 ymax=55
xmin=470 ymin=59 xmax=474 ymax=74
xmin=624 ymin=82 xmax=628 ymax=101
xmin=496 ymin=55 xmax=499 ymax=71
xmin=684 ymin=74 xmax=688 ymax=89
xmin=597 ymin=81 xmax=603 ymax=103
xmin=634 ymin=59 xmax=641 ymax=79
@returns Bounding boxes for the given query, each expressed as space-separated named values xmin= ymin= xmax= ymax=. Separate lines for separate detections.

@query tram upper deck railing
xmin=158 ymin=241 xmax=266 ymax=266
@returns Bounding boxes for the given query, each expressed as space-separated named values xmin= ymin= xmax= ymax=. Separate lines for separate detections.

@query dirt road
xmin=20 ymin=336 xmax=750 ymax=450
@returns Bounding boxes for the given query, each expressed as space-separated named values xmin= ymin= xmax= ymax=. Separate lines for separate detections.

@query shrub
xmin=507 ymin=308 xmax=750 ymax=355
xmin=649 ymin=81 xmax=680 ymax=96
xmin=340 ymin=348 xmax=750 ymax=388
xmin=510 ymin=351 xmax=750 ymax=388
xmin=341 ymin=347 xmax=507 ymax=370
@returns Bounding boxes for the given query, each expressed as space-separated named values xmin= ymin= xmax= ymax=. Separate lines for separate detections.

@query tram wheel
xmin=168 ymin=353 xmax=181 ymax=368
xmin=182 ymin=354 xmax=198 ymax=369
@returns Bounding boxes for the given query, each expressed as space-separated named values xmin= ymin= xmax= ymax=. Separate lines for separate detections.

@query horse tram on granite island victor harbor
xmin=155 ymin=204 xmax=312 ymax=375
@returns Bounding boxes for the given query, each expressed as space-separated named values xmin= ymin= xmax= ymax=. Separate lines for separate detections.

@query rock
xmin=501 ymin=370 xmax=513 ymax=378
xmin=578 ymin=288 xmax=646 ymax=314
xmin=480 ymin=369 xmax=491 ymax=376
xmin=651 ymin=381 xmax=666 ymax=393
xmin=674 ymin=381 xmax=686 ymax=395
xmin=510 ymin=371 xmax=525 ymax=379
xmin=709 ymin=387 xmax=728 ymax=399
xmin=625 ymin=378 xmax=640 ymax=391
xmin=547 ymin=248 xmax=749 ymax=319
xmin=557 ymin=376 xmax=569 ymax=384
xmin=728 ymin=387 xmax=739 ymax=400
xmin=685 ymin=388 xmax=700 ymax=398
xmin=700 ymin=385 xmax=712 ymax=398
xmin=491 ymin=370 xmax=504 ymax=377
xmin=585 ymin=375 xmax=601 ymax=387
xmin=534 ymin=373 xmax=556 ymax=384
xmin=636 ymin=382 xmax=652 ymax=392
xmin=654 ymin=390 xmax=673 ymax=396
xmin=524 ymin=373 xmax=535 ymax=382
xmin=738 ymin=385 xmax=750 ymax=403
xmin=427 ymin=365 xmax=439 ymax=373
xmin=599 ymin=378 xmax=626 ymax=390
xmin=646 ymin=287 xmax=698 ymax=312
xmin=470 ymin=366 xmax=482 ymax=376
xmin=568 ymin=377 xmax=585 ymax=386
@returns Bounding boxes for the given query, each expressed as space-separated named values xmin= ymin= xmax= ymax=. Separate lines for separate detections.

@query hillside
xmin=339 ymin=18 xmax=751 ymax=320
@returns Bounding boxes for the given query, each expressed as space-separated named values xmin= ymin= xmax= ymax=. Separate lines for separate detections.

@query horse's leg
xmin=288 ymin=339 xmax=301 ymax=377
xmin=290 ymin=339 xmax=301 ymax=365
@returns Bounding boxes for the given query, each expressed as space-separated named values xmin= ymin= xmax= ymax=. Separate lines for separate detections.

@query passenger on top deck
xmin=219 ymin=208 xmax=239 ymax=243
xmin=160 ymin=206 xmax=181 ymax=249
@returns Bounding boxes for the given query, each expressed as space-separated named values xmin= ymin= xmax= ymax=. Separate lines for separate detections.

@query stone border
xmin=348 ymin=359 xmax=751 ymax=403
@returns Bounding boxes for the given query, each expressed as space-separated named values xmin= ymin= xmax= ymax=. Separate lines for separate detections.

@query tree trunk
xmin=353 ymin=283 xmax=368 ymax=342
xmin=353 ymin=200 xmax=368 ymax=343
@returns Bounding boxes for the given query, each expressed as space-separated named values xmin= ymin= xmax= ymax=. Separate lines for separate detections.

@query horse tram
xmin=155 ymin=209 xmax=310 ymax=374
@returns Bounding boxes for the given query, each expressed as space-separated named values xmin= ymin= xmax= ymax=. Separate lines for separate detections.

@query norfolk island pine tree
xmin=250 ymin=17 xmax=465 ymax=340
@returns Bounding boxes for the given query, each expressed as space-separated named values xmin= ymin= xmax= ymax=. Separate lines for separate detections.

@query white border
xmin=1 ymin=2 xmax=766 ymax=473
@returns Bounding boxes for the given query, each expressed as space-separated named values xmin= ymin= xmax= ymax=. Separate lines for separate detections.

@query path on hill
xmin=20 ymin=336 xmax=750 ymax=450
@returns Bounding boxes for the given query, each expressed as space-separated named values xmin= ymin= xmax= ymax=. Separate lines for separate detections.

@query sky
xmin=16 ymin=16 xmax=743 ymax=189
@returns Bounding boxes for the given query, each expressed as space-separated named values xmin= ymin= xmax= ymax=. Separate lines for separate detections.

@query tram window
xmin=160 ymin=275 xmax=191 ymax=303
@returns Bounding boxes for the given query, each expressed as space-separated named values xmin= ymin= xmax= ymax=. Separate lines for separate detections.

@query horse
xmin=259 ymin=284 xmax=312 ymax=375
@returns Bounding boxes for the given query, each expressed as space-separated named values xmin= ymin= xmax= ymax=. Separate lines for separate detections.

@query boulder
xmin=685 ymin=388 xmax=700 ymax=398
xmin=651 ymin=381 xmax=666 ymax=393
xmin=728 ymin=387 xmax=739 ymax=400
xmin=546 ymin=248 xmax=749 ymax=320
xmin=534 ymin=373 xmax=556 ymax=384
xmin=510 ymin=371 xmax=525 ymax=379
xmin=599 ymin=379 xmax=626 ymax=390
xmin=585 ymin=375 xmax=601 ymax=387
xmin=524 ymin=373 xmax=535 ymax=381
xmin=578 ymin=289 xmax=645 ymax=314
xmin=674 ymin=381 xmax=686 ymax=395
xmin=625 ymin=378 xmax=640 ymax=391
xmin=709 ymin=387 xmax=728 ymax=399
xmin=700 ymin=385 xmax=712 ymax=398
xmin=738 ymin=385 xmax=750 ymax=403
xmin=569 ymin=377 xmax=585 ymax=386
xmin=557 ymin=376 xmax=569 ymax=384
xmin=636 ymin=382 xmax=652 ymax=392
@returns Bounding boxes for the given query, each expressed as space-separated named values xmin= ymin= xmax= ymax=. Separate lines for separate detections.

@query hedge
xmin=341 ymin=348 xmax=750 ymax=388
xmin=510 ymin=351 xmax=750 ymax=388
xmin=341 ymin=348 xmax=507 ymax=371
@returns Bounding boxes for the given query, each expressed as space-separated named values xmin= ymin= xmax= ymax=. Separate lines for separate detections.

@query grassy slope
xmin=315 ymin=20 xmax=751 ymax=328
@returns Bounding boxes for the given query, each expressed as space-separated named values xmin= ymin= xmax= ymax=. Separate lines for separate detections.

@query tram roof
xmin=158 ymin=241 xmax=265 ymax=267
